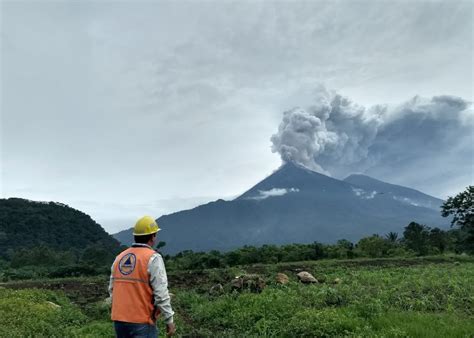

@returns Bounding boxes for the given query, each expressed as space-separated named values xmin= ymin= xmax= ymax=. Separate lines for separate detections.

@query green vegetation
xmin=0 ymin=187 xmax=471 ymax=336
xmin=0 ymin=221 xmax=466 ymax=282
xmin=2 ymin=185 xmax=472 ymax=281
xmin=0 ymin=198 xmax=122 ymax=260
xmin=164 ymin=222 xmax=465 ymax=271
xmin=0 ymin=288 xmax=87 ymax=337
xmin=442 ymin=185 xmax=474 ymax=253
xmin=1 ymin=257 xmax=473 ymax=337
xmin=0 ymin=198 xmax=125 ymax=281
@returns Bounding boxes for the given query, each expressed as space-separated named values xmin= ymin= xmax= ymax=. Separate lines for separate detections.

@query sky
xmin=1 ymin=0 xmax=473 ymax=233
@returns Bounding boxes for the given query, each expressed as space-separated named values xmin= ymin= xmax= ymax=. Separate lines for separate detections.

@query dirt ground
xmin=1 ymin=256 xmax=465 ymax=306
xmin=2 ymin=279 xmax=109 ymax=305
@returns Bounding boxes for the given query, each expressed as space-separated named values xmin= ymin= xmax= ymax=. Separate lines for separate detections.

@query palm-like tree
xmin=385 ymin=232 xmax=399 ymax=243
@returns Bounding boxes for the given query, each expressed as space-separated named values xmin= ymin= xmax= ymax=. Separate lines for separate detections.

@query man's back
xmin=111 ymin=246 xmax=157 ymax=325
xmin=109 ymin=216 xmax=176 ymax=337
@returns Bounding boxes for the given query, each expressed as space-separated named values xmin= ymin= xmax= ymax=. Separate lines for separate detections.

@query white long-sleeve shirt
xmin=109 ymin=243 xmax=175 ymax=324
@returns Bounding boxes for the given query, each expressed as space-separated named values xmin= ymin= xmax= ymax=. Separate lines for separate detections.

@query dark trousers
xmin=114 ymin=321 xmax=158 ymax=338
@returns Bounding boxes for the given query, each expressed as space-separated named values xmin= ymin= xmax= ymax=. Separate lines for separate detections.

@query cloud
xmin=271 ymin=87 xmax=473 ymax=197
xmin=392 ymin=196 xmax=419 ymax=207
xmin=271 ymin=86 xmax=384 ymax=175
xmin=1 ymin=1 xmax=472 ymax=233
xmin=352 ymin=188 xmax=377 ymax=200
xmin=249 ymin=188 xmax=299 ymax=200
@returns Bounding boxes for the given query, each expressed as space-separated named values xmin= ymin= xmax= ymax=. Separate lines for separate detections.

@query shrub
xmin=0 ymin=288 xmax=87 ymax=337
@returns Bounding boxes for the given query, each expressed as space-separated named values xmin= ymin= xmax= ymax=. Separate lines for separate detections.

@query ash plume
xmin=271 ymin=87 xmax=473 ymax=196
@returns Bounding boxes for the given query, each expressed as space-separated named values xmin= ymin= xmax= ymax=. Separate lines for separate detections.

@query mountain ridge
xmin=113 ymin=163 xmax=448 ymax=254
xmin=344 ymin=173 xmax=444 ymax=210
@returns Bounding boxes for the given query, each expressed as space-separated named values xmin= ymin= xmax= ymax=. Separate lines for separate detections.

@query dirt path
xmin=1 ymin=279 xmax=108 ymax=306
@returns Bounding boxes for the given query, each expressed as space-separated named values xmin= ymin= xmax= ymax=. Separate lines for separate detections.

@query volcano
xmin=113 ymin=162 xmax=447 ymax=254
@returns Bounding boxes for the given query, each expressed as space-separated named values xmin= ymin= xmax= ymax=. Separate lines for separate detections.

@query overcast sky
xmin=1 ymin=0 xmax=473 ymax=233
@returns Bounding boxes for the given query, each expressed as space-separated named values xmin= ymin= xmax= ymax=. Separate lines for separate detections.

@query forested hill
xmin=0 ymin=198 xmax=121 ymax=259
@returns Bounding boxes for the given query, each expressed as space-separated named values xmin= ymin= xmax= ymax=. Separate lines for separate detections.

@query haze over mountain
xmin=114 ymin=162 xmax=447 ymax=254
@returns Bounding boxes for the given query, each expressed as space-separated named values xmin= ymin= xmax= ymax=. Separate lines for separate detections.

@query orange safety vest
xmin=111 ymin=246 xmax=159 ymax=325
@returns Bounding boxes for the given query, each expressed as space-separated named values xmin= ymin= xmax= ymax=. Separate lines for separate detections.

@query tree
xmin=335 ymin=239 xmax=354 ymax=259
xmin=441 ymin=186 xmax=474 ymax=252
xmin=442 ymin=186 xmax=474 ymax=229
xmin=403 ymin=222 xmax=430 ymax=255
xmin=11 ymin=246 xmax=76 ymax=268
xmin=311 ymin=242 xmax=326 ymax=260
xmin=385 ymin=232 xmax=399 ymax=243
xmin=156 ymin=241 xmax=166 ymax=250
xmin=357 ymin=235 xmax=390 ymax=258
xmin=81 ymin=245 xmax=114 ymax=267
xmin=225 ymin=251 xmax=241 ymax=266
xmin=429 ymin=228 xmax=449 ymax=253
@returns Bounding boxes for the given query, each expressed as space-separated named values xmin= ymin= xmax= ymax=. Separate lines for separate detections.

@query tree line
xmin=163 ymin=222 xmax=467 ymax=270
xmin=0 ymin=186 xmax=471 ymax=280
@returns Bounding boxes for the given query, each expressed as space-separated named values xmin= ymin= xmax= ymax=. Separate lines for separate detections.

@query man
xmin=109 ymin=215 xmax=176 ymax=337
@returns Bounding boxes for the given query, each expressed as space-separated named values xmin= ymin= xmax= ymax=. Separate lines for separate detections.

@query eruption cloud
xmin=271 ymin=87 xmax=473 ymax=196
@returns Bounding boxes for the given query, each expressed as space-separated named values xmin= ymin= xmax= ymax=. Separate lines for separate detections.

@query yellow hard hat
xmin=133 ymin=215 xmax=161 ymax=236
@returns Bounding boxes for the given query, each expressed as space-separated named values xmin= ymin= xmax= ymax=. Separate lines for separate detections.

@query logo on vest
xmin=118 ymin=253 xmax=136 ymax=275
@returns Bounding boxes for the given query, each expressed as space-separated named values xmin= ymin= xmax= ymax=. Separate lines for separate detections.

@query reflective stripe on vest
xmin=111 ymin=246 xmax=157 ymax=325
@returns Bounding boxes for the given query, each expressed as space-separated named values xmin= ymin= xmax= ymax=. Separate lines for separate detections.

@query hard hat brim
xmin=132 ymin=228 xmax=161 ymax=236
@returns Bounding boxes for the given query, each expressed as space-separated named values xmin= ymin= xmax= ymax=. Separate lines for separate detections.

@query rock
xmin=297 ymin=271 xmax=318 ymax=284
xmin=45 ymin=301 xmax=61 ymax=309
xmin=231 ymin=274 xmax=266 ymax=292
xmin=104 ymin=297 xmax=112 ymax=307
xmin=243 ymin=275 xmax=266 ymax=293
xmin=210 ymin=283 xmax=224 ymax=295
xmin=333 ymin=278 xmax=342 ymax=284
xmin=276 ymin=273 xmax=289 ymax=285
xmin=231 ymin=277 xmax=244 ymax=290
xmin=169 ymin=292 xmax=175 ymax=298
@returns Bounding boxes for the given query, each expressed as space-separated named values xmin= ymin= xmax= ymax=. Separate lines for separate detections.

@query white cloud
xmin=249 ymin=188 xmax=300 ymax=200
xmin=351 ymin=187 xmax=377 ymax=200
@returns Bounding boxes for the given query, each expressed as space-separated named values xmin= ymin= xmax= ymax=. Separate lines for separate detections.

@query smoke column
xmin=271 ymin=87 xmax=473 ymax=197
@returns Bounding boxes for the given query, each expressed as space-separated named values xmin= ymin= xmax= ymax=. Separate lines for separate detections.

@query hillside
xmin=344 ymin=174 xmax=444 ymax=210
xmin=0 ymin=198 xmax=121 ymax=259
xmin=114 ymin=162 xmax=448 ymax=254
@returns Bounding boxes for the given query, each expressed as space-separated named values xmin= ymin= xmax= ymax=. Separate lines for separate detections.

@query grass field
xmin=1 ymin=256 xmax=473 ymax=337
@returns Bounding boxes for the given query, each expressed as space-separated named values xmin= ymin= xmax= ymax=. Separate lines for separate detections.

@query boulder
xmin=231 ymin=277 xmax=244 ymax=290
xmin=276 ymin=273 xmax=289 ymax=285
xmin=333 ymin=278 xmax=342 ymax=284
xmin=231 ymin=274 xmax=266 ymax=292
xmin=210 ymin=283 xmax=224 ymax=295
xmin=296 ymin=271 xmax=318 ymax=284
xmin=45 ymin=301 xmax=61 ymax=309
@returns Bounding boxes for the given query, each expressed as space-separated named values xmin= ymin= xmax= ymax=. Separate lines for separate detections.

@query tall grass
xmin=0 ymin=259 xmax=472 ymax=337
